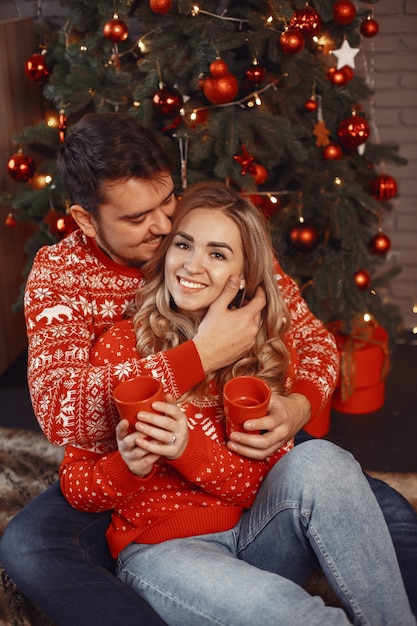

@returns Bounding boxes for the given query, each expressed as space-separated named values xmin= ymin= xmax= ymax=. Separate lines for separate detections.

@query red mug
xmin=113 ymin=375 xmax=164 ymax=432
xmin=223 ymin=375 xmax=271 ymax=437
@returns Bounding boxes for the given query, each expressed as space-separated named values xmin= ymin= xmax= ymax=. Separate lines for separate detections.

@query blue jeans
xmin=1 ymin=433 xmax=416 ymax=625
xmin=116 ymin=440 xmax=415 ymax=626
xmin=0 ymin=481 xmax=165 ymax=626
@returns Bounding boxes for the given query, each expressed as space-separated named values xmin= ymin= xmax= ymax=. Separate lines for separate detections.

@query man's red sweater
xmin=25 ymin=229 xmax=339 ymax=455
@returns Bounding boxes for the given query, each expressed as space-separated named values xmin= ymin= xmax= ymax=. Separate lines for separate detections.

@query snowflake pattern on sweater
xmin=61 ymin=318 xmax=294 ymax=556
xmin=25 ymin=229 xmax=339 ymax=455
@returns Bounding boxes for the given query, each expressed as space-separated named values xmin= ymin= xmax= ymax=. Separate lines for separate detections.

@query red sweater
xmin=60 ymin=320 xmax=294 ymax=557
xmin=25 ymin=229 xmax=339 ymax=454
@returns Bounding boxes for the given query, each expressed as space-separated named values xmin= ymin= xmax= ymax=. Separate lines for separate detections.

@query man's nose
xmin=150 ymin=208 xmax=173 ymax=235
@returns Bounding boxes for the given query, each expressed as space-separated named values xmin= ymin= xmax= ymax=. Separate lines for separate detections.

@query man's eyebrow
xmin=174 ymin=231 xmax=234 ymax=252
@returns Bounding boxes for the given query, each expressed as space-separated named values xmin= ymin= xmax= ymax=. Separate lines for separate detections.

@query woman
xmin=60 ymin=183 xmax=414 ymax=626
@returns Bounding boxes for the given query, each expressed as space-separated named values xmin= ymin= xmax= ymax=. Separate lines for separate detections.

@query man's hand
xmin=194 ymin=274 xmax=266 ymax=374
xmin=226 ymin=393 xmax=311 ymax=460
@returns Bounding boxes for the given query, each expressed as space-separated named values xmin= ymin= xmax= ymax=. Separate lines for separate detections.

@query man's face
xmin=87 ymin=173 xmax=176 ymax=267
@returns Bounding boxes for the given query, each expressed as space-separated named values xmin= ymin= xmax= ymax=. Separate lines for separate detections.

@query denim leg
xmin=0 ymin=481 xmax=165 ymax=626
xmin=117 ymin=532 xmax=351 ymax=626
xmin=365 ymin=474 xmax=417 ymax=617
xmin=238 ymin=440 xmax=416 ymax=626
xmin=297 ymin=429 xmax=417 ymax=617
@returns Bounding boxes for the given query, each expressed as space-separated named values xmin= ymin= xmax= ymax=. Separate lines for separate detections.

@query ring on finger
xmin=169 ymin=434 xmax=177 ymax=445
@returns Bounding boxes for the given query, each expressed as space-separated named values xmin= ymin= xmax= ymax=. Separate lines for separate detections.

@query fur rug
xmin=0 ymin=426 xmax=416 ymax=626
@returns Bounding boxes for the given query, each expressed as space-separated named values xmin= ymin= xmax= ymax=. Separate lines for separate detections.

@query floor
xmin=0 ymin=334 xmax=416 ymax=473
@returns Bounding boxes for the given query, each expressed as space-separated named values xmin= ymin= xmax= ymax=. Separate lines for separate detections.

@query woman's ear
xmin=70 ymin=205 xmax=97 ymax=237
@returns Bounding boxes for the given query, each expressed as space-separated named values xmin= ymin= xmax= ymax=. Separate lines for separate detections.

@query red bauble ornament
xmin=327 ymin=66 xmax=349 ymax=86
xmin=209 ymin=59 xmax=229 ymax=78
xmin=203 ymin=72 xmax=238 ymax=105
xmin=280 ymin=29 xmax=305 ymax=55
xmin=341 ymin=65 xmax=354 ymax=81
xmin=152 ymin=85 xmax=184 ymax=117
xmin=333 ymin=0 xmax=356 ymax=26
xmin=245 ymin=63 xmax=266 ymax=86
xmin=149 ymin=0 xmax=172 ymax=14
xmin=289 ymin=224 xmax=320 ymax=253
xmin=56 ymin=214 xmax=78 ymax=238
xmin=304 ymin=97 xmax=318 ymax=112
xmin=24 ymin=52 xmax=51 ymax=85
xmin=360 ymin=17 xmax=379 ymax=38
xmin=251 ymin=163 xmax=268 ymax=186
xmin=354 ymin=269 xmax=371 ymax=290
xmin=322 ymin=143 xmax=343 ymax=160
xmin=369 ymin=174 xmax=398 ymax=200
xmin=289 ymin=6 xmax=322 ymax=39
xmin=188 ymin=108 xmax=209 ymax=129
xmin=368 ymin=230 xmax=391 ymax=255
xmin=250 ymin=195 xmax=281 ymax=219
xmin=103 ymin=18 xmax=129 ymax=43
xmin=337 ymin=114 xmax=370 ymax=151
xmin=7 ymin=151 xmax=36 ymax=182
xmin=59 ymin=110 xmax=67 ymax=143
xmin=5 ymin=212 xmax=17 ymax=227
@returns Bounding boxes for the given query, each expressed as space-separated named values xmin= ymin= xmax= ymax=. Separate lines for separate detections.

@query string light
xmin=190 ymin=4 xmax=248 ymax=27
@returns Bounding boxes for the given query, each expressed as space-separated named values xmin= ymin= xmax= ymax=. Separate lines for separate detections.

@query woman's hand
xmin=226 ymin=393 xmax=311 ymax=460
xmin=132 ymin=393 xmax=189 ymax=460
xmin=116 ymin=420 xmax=160 ymax=477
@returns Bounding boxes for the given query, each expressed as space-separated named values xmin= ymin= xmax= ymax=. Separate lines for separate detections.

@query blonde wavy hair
xmin=133 ymin=182 xmax=290 ymax=400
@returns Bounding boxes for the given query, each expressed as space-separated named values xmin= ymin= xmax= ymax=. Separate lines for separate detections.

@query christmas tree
xmin=2 ymin=0 xmax=406 ymax=343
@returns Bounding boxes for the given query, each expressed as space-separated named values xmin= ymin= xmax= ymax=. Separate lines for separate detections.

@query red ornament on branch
xmin=59 ymin=110 xmax=67 ymax=143
xmin=103 ymin=17 xmax=129 ymax=43
xmin=149 ymin=0 xmax=172 ymax=14
xmin=279 ymin=29 xmax=305 ymax=55
xmin=327 ymin=66 xmax=353 ymax=86
xmin=203 ymin=60 xmax=238 ymax=104
xmin=322 ymin=143 xmax=343 ymax=160
xmin=5 ymin=212 xmax=17 ymax=228
xmin=369 ymin=174 xmax=398 ymax=200
xmin=56 ymin=214 xmax=78 ymax=238
xmin=289 ymin=223 xmax=320 ymax=253
xmin=304 ymin=97 xmax=318 ymax=112
xmin=354 ymin=269 xmax=371 ymax=290
xmin=251 ymin=163 xmax=268 ymax=186
xmin=368 ymin=230 xmax=391 ymax=256
xmin=337 ymin=114 xmax=370 ymax=151
xmin=245 ymin=63 xmax=266 ymax=87
xmin=289 ymin=6 xmax=322 ymax=39
xmin=152 ymin=84 xmax=183 ymax=117
xmin=360 ymin=17 xmax=379 ymax=38
xmin=333 ymin=0 xmax=356 ymax=26
xmin=7 ymin=150 xmax=36 ymax=182
xmin=24 ymin=52 xmax=51 ymax=85
xmin=209 ymin=59 xmax=229 ymax=78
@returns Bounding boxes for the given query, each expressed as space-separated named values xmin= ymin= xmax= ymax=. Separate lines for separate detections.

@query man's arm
xmin=26 ymin=240 xmax=263 ymax=451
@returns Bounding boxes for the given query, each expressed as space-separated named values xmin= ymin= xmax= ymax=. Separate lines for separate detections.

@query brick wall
xmin=365 ymin=0 xmax=417 ymax=332
xmin=0 ymin=0 xmax=416 ymax=330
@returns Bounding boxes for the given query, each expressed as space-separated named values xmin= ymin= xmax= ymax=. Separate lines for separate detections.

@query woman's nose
xmin=183 ymin=252 xmax=204 ymax=273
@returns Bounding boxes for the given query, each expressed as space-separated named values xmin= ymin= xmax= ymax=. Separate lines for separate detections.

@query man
xmin=1 ymin=113 xmax=416 ymax=625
